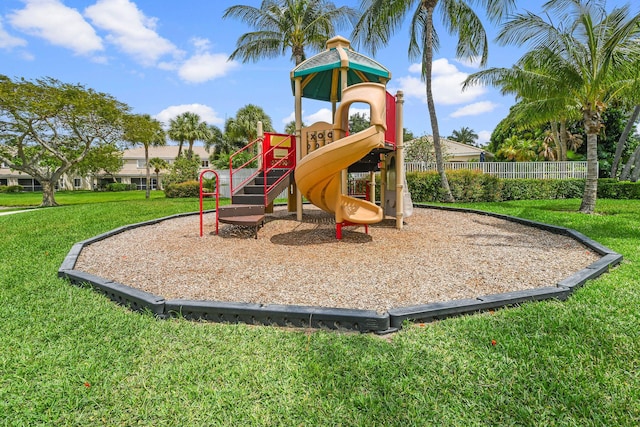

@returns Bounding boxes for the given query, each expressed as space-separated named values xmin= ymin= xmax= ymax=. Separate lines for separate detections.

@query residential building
xmin=0 ymin=145 xmax=213 ymax=191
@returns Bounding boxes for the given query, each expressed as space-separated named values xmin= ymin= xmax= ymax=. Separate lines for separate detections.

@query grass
xmin=0 ymin=192 xmax=638 ymax=425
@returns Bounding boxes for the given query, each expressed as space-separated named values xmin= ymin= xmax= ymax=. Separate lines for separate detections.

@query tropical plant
xmin=464 ymin=0 xmax=640 ymax=213
xmin=123 ymin=114 xmax=166 ymax=199
xmin=496 ymin=135 xmax=537 ymax=162
xmin=611 ymin=105 xmax=640 ymax=178
xmin=448 ymin=126 xmax=478 ymax=146
xmin=225 ymin=104 xmax=275 ymax=144
xmin=223 ymin=0 xmax=359 ymax=66
xmin=167 ymin=112 xmax=211 ymax=160
xmin=284 ymin=120 xmax=306 ymax=135
xmin=0 ymin=75 xmax=129 ymax=206
xmin=352 ymin=0 xmax=516 ymax=203
xmin=164 ymin=154 xmax=201 ymax=186
xmin=405 ymin=135 xmax=447 ymax=163
xmin=148 ymin=157 xmax=169 ymax=190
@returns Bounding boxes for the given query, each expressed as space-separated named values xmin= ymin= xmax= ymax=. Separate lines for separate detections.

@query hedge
xmin=164 ymin=180 xmax=200 ymax=198
xmin=0 ymin=185 xmax=23 ymax=193
xmin=405 ymin=170 xmax=640 ymax=202
xmin=105 ymin=182 xmax=137 ymax=192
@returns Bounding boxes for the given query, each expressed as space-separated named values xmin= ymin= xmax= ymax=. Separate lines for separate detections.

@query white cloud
xmin=456 ymin=56 xmax=482 ymax=69
xmin=85 ymin=0 xmax=179 ymax=66
xmin=408 ymin=63 xmax=422 ymax=74
xmin=304 ymin=108 xmax=333 ymax=124
xmin=178 ymin=52 xmax=239 ymax=83
xmin=9 ymin=0 xmax=103 ymax=56
xmin=397 ymin=59 xmax=487 ymax=105
xmin=0 ymin=17 xmax=27 ymax=50
xmin=477 ymin=130 xmax=492 ymax=144
xmin=155 ymin=104 xmax=224 ymax=127
xmin=450 ymin=101 xmax=498 ymax=118
xmin=283 ymin=107 xmax=371 ymax=127
xmin=282 ymin=111 xmax=296 ymax=125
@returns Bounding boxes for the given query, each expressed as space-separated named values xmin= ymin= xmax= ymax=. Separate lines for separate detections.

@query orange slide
xmin=295 ymin=83 xmax=386 ymax=226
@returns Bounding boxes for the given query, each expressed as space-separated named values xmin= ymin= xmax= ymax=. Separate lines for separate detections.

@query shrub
xmin=105 ymin=182 xmax=136 ymax=192
xmin=164 ymin=180 xmax=200 ymax=198
xmin=598 ymin=179 xmax=640 ymax=199
xmin=0 ymin=185 xmax=23 ymax=193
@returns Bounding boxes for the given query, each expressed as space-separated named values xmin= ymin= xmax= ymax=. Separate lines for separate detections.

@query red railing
xmin=199 ymin=169 xmax=219 ymax=237
xmin=229 ymin=132 xmax=296 ymax=206
xmin=260 ymin=133 xmax=296 ymax=206
xmin=229 ymin=137 xmax=262 ymax=196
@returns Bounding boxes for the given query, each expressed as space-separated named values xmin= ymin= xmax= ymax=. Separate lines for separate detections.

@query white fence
xmin=213 ymin=161 xmax=589 ymax=198
xmin=405 ymin=161 xmax=590 ymax=179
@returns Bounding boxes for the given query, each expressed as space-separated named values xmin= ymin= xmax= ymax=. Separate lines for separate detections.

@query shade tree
xmin=0 ymin=75 xmax=129 ymax=206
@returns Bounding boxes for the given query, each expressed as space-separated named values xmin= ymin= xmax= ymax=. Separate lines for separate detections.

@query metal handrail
xmin=229 ymin=133 xmax=296 ymax=205
xmin=229 ymin=137 xmax=262 ymax=196
xmin=261 ymin=135 xmax=296 ymax=206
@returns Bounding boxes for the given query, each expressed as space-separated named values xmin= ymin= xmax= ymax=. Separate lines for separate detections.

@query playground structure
xmin=208 ymin=36 xmax=412 ymax=239
xmin=60 ymin=38 xmax=623 ymax=334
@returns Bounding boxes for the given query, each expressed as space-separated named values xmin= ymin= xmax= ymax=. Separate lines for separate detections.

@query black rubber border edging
xmin=58 ymin=205 xmax=622 ymax=333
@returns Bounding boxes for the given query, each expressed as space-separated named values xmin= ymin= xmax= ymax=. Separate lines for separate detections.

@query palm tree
xmin=352 ymin=0 xmax=516 ymax=203
xmin=123 ymin=114 xmax=166 ymax=199
xmin=448 ymin=126 xmax=479 ymax=146
xmin=223 ymin=0 xmax=359 ymax=66
xmin=464 ymin=0 xmax=640 ymax=213
xmin=226 ymin=104 xmax=275 ymax=143
xmin=496 ymin=134 xmax=537 ymax=162
xmin=148 ymin=157 xmax=169 ymax=190
xmin=167 ymin=112 xmax=211 ymax=160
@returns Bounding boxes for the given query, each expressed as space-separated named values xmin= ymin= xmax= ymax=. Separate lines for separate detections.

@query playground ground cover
xmin=0 ymin=192 xmax=638 ymax=425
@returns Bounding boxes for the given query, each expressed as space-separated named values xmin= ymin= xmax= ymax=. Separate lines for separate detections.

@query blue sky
xmin=0 ymin=0 xmax=633 ymax=145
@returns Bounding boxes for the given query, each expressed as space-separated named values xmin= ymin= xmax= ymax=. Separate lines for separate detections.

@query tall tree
xmin=225 ymin=104 xmax=275 ymax=143
xmin=223 ymin=0 xmax=359 ymax=66
xmin=0 ymin=75 xmax=128 ymax=207
xmin=465 ymin=0 xmax=640 ymax=213
xmin=167 ymin=112 xmax=210 ymax=160
xmin=123 ymin=114 xmax=166 ymax=199
xmin=148 ymin=157 xmax=169 ymax=190
xmin=353 ymin=0 xmax=516 ymax=203
xmin=611 ymin=105 xmax=640 ymax=178
xmin=448 ymin=126 xmax=479 ymax=146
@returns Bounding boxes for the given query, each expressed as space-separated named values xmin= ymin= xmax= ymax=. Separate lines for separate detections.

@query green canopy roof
xmin=290 ymin=36 xmax=391 ymax=102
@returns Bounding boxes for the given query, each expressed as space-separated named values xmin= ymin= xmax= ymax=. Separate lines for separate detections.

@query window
xmin=136 ymin=160 xmax=147 ymax=168
xmin=0 ymin=178 xmax=7 ymax=186
xmin=73 ymin=178 xmax=82 ymax=188
xmin=0 ymin=162 xmax=7 ymax=169
xmin=130 ymin=177 xmax=147 ymax=190
xmin=17 ymin=178 xmax=42 ymax=192
xmin=201 ymin=160 xmax=209 ymax=168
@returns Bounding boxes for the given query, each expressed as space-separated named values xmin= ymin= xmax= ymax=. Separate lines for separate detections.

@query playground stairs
xmin=218 ymin=168 xmax=293 ymax=238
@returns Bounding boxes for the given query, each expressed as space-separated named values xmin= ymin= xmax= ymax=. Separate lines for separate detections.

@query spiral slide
xmin=295 ymin=83 xmax=386 ymax=226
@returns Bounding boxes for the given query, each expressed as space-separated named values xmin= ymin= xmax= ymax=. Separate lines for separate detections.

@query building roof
xmin=122 ymin=145 xmax=211 ymax=159
xmin=407 ymin=137 xmax=493 ymax=160
xmin=290 ymin=36 xmax=391 ymax=102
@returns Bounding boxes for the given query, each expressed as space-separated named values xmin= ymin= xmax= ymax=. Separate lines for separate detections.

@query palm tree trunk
xmin=631 ymin=152 xmax=640 ymax=182
xmin=145 ymin=145 xmax=151 ymax=199
xmin=579 ymin=109 xmax=600 ymax=214
xmin=424 ymin=3 xmax=454 ymax=202
xmin=550 ymin=121 xmax=563 ymax=161
xmin=177 ymin=141 xmax=184 ymax=158
xmin=559 ymin=120 xmax=568 ymax=161
xmin=611 ymin=105 xmax=640 ymax=178
xmin=620 ymin=145 xmax=640 ymax=181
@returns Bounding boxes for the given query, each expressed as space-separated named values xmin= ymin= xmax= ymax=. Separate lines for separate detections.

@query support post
xmin=295 ymin=78 xmax=303 ymax=220
xmin=395 ymin=91 xmax=404 ymax=230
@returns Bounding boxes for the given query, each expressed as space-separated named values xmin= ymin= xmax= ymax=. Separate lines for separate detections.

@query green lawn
xmin=1 ymin=192 xmax=638 ymax=425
